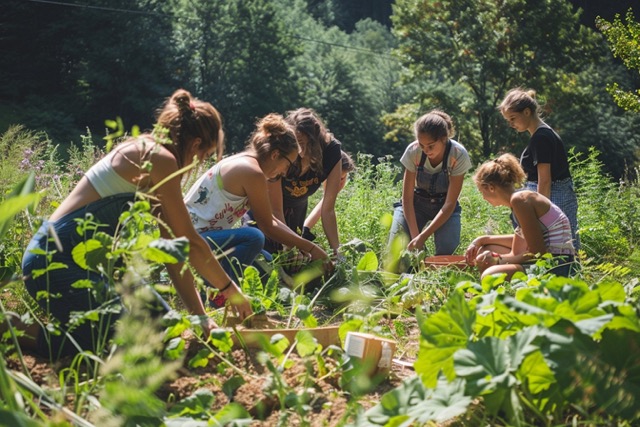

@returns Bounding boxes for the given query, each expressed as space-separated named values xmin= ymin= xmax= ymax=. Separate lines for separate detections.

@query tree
xmin=1 ymin=0 xmax=179 ymax=146
xmin=391 ymin=0 xmax=601 ymax=156
xmin=171 ymin=0 xmax=298 ymax=152
xmin=272 ymin=0 xmax=406 ymax=160
xmin=597 ymin=10 xmax=640 ymax=113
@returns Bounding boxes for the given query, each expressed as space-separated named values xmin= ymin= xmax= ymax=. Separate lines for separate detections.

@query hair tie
xmin=189 ymin=102 xmax=196 ymax=112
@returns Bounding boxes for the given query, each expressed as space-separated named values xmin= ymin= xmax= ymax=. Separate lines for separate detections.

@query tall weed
xmin=572 ymin=148 xmax=637 ymax=262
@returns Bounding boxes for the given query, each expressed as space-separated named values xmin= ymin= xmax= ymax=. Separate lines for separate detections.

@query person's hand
xmin=222 ymin=282 xmax=253 ymax=320
xmin=407 ymin=234 xmax=426 ymax=251
xmin=332 ymin=247 xmax=346 ymax=264
xmin=308 ymin=244 xmax=334 ymax=272
xmin=308 ymin=244 xmax=329 ymax=261
xmin=465 ymin=241 xmax=480 ymax=265
xmin=475 ymin=250 xmax=500 ymax=271
xmin=202 ymin=316 xmax=218 ymax=338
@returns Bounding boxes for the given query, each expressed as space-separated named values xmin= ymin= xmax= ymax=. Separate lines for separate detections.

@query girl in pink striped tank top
xmin=465 ymin=153 xmax=576 ymax=280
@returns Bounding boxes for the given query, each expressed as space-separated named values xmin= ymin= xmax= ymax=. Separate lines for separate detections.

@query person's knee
xmin=244 ymin=228 xmax=265 ymax=250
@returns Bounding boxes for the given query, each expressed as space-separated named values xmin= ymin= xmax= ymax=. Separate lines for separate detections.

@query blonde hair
xmin=473 ymin=153 xmax=526 ymax=189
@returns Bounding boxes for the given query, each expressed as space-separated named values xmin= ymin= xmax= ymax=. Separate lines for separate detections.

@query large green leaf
xmin=517 ymin=350 xmax=555 ymax=394
xmin=143 ymin=237 xmax=189 ymax=264
xmin=594 ymin=281 xmax=627 ymax=303
xmin=71 ymin=238 xmax=106 ymax=271
xmin=409 ymin=377 xmax=472 ymax=424
xmin=295 ymin=329 xmax=319 ymax=357
xmin=415 ymin=292 xmax=474 ymax=386
xmin=0 ymin=192 xmax=41 ymax=240
xmin=357 ymin=251 xmax=379 ymax=271
xmin=354 ymin=376 xmax=471 ymax=426
xmin=167 ymin=388 xmax=215 ymax=418
xmin=454 ymin=327 xmax=539 ymax=420
xmin=574 ymin=313 xmax=614 ymax=337
xmin=210 ymin=329 xmax=233 ymax=353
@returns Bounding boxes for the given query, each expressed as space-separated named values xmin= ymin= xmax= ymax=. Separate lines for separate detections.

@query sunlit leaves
xmin=143 ymin=237 xmax=189 ymax=264
xmin=415 ymin=292 xmax=474 ymax=387
xmin=597 ymin=10 xmax=640 ymax=112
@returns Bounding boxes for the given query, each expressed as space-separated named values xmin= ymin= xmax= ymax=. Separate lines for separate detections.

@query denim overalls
xmin=388 ymin=141 xmax=461 ymax=255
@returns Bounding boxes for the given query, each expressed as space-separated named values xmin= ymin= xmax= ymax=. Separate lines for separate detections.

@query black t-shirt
xmin=281 ymin=138 xmax=342 ymax=206
xmin=520 ymin=126 xmax=571 ymax=182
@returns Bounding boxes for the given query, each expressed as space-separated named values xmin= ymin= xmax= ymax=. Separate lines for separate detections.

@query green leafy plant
xmin=361 ymin=271 xmax=640 ymax=425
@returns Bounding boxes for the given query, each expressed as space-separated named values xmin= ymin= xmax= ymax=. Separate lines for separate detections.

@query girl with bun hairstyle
xmin=20 ymin=89 xmax=252 ymax=358
xmin=499 ymin=88 xmax=580 ymax=250
xmin=465 ymin=153 xmax=576 ymax=280
xmin=184 ymin=113 xmax=329 ymax=304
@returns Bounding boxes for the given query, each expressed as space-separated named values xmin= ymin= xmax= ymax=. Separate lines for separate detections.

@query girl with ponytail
xmin=20 ymin=89 xmax=252 ymax=358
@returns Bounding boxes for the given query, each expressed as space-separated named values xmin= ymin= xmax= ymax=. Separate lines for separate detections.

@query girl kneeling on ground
xmin=184 ymin=113 xmax=330 ymax=305
xmin=20 ymin=89 xmax=252 ymax=359
xmin=465 ymin=153 xmax=576 ymax=280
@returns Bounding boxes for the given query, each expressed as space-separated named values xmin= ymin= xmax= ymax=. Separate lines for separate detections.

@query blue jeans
xmin=200 ymin=227 xmax=269 ymax=286
xmin=22 ymin=194 xmax=136 ymax=358
xmin=387 ymin=200 xmax=461 ymax=255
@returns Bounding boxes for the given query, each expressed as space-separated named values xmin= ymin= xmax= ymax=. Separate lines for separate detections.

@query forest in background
xmin=1 ymin=0 xmax=639 ymax=179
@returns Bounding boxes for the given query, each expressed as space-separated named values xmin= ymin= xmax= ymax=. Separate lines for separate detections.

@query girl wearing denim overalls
xmin=387 ymin=110 xmax=471 ymax=265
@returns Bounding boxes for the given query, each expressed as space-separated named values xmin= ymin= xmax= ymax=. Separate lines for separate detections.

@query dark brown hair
xmin=285 ymin=108 xmax=330 ymax=174
xmin=340 ymin=151 xmax=356 ymax=173
xmin=414 ymin=109 xmax=455 ymax=140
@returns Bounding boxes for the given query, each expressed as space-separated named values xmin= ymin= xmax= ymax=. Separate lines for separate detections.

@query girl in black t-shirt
xmin=499 ymin=88 xmax=580 ymax=250
xmin=264 ymin=108 xmax=343 ymax=257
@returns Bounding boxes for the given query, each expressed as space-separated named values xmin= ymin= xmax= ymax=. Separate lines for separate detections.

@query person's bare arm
xmin=151 ymin=150 xmax=252 ymax=319
xmin=304 ymin=172 xmax=348 ymax=234
xmin=304 ymin=193 xmax=323 ymax=230
xmin=537 ymin=163 xmax=552 ymax=199
xmin=246 ymin=170 xmax=328 ymax=261
xmin=509 ymin=193 xmax=547 ymax=263
xmin=268 ymin=179 xmax=286 ymax=223
xmin=319 ymin=161 xmax=342 ymax=253
xmin=465 ymin=233 xmax=515 ymax=265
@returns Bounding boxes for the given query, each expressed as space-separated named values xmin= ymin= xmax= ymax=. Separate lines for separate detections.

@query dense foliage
xmin=1 ymin=1 xmax=640 ymax=425
xmin=597 ymin=10 xmax=640 ymax=113
xmin=1 ymin=0 xmax=639 ymax=177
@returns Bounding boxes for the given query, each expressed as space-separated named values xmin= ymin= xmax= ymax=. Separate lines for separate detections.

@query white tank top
xmin=184 ymin=162 xmax=249 ymax=232
xmin=85 ymin=149 xmax=139 ymax=197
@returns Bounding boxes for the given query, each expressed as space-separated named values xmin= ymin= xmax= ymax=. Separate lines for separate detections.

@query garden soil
xmin=5 ymin=321 xmax=419 ymax=426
